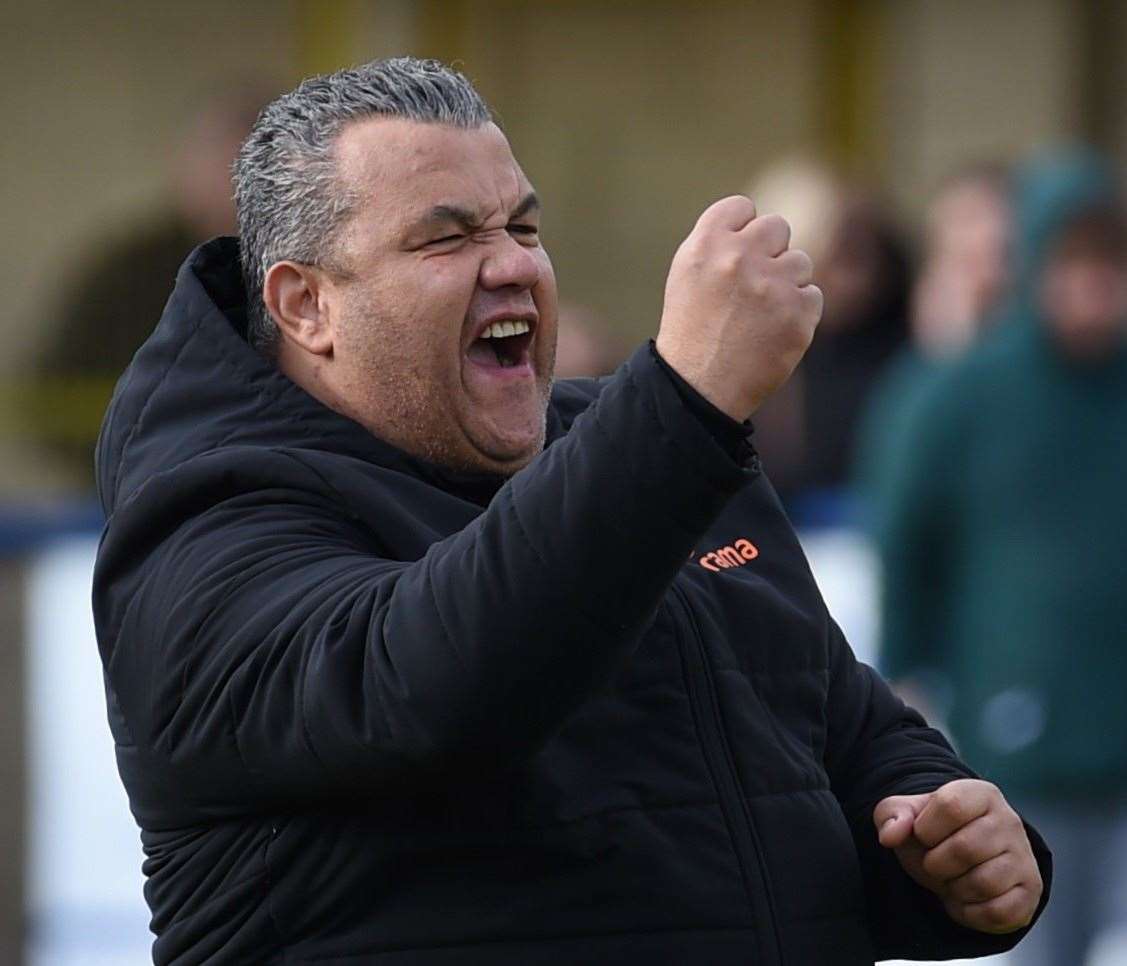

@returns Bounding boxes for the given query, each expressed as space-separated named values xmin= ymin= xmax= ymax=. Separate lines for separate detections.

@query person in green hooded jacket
xmin=869 ymin=149 xmax=1127 ymax=965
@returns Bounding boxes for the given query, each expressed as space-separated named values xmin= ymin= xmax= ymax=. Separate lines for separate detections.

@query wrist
xmin=653 ymin=335 xmax=757 ymax=421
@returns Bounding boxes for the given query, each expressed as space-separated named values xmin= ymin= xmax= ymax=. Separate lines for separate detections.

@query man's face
xmin=930 ymin=182 xmax=1011 ymax=317
xmin=1039 ymin=216 xmax=1127 ymax=361
xmin=320 ymin=118 xmax=557 ymax=474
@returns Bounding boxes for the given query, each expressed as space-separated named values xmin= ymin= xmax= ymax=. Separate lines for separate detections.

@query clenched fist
xmin=656 ymin=195 xmax=822 ymax=421
xmin=874 ymin=779 xmax=1043 ymax=935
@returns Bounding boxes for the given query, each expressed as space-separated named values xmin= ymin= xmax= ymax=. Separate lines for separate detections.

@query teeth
xmin=481 ymin=319 xmax=531 ymax=339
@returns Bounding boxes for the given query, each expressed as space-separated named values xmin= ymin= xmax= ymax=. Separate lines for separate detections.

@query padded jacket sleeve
xmin=94 ymin=345 xmax=754 ymax=823
xmin=823 ymin=620 xmax=1052 ymax=960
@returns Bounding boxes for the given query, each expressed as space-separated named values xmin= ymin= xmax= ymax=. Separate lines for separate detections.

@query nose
xmin=479 ymin=233 xmax=541 ymax=292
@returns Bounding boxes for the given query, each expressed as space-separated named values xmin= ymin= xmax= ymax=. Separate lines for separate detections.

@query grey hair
xmin=233 ymin=57 xmax=493 ymax=356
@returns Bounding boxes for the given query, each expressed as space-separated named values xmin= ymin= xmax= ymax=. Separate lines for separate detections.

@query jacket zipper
xmin=670 ymin=583 xmax=784 ymax=966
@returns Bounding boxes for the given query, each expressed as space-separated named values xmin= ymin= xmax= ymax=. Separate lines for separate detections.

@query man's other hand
xmin=874 ymin=779 xmax=1043 ymax=935
xmin=655 ymin=195 xmax=823 ymax=422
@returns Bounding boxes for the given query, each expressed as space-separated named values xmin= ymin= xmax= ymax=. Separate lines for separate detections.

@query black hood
xmin=95 ymin=237 xmax=568 ymax=517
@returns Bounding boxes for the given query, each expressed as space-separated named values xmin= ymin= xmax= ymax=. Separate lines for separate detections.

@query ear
xmin=263 ymin=260 xmax=334 ymax=356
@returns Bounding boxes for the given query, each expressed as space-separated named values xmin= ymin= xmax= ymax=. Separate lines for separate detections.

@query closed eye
xmin=427 ymin=233 xmax=466 ymax=246
xmin=511 ymin=223 xmax=540 ymax=243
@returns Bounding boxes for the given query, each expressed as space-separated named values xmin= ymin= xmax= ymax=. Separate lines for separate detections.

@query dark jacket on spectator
xmin=92 ymin=238 xmax=1048 ymax=965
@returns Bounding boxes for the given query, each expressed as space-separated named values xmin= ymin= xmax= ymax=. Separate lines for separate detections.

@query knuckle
xmin=723 ymin=193 xmax=754 ymax=209
xmin=983 ymin=896 xmax=1018 ymax=929
xmin=976 ymin=811 xmax=1001 ymax=840
xmin=995 ymin=851 xmax=1017 ymax=881
xmin=979 ymin=780 xmax=1004 ymax=808
xmin=934 ymin=784 xmax=969 ymax=822
xmin=949 ymin=879 xmax=981 ymax=904
xmin=706 ymin=195 xmax=754 ymax=223
xmin=748 ymin=274 xmax=774 ymax=301
xmin=965 ymin=865 xmax=1001 ymax=900
xmin=749 ymin=213 xmax=788 ymax=242
xmin=993 ymin=888 xmax=1035 ymax=932
xmin=673 ymin=238 xmax=705 ymax=270
xmin=716 ymin=251 xmax=743 ymax=278
xmin=921 ymin=849 xmax=947 ymax=881
xmin=964 ymin=873 xmax=993 ymax=903
xmin=952 ymin=835 xmax=980 ymax=866
xmin=934 ymin=782 xmax=960 ymax=806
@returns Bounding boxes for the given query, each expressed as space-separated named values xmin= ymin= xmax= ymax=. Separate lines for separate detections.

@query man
xmin=910 ymin=162 xmax=1013 ymax=357
xmin=93 ymin=58 xmax=1047 ymax=965
xmin=856 ymin=162 xmax=1013 ymax=561
xmin=878 ymin=150 xmax=1127 ymax=966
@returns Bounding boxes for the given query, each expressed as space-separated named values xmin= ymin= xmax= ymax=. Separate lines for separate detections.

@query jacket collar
xmin=98 ymin=237 xmax=564 ymax=513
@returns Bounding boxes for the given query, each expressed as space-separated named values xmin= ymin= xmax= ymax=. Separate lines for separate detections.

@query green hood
xmin=1011 ymin=147 xmax=1120 ymax=320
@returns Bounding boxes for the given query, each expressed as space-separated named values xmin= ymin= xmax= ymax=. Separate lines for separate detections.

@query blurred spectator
xmin=748 ymin=158 xmax=911 ymax=514
xmin=856 ymin=162 xmax=1013 ymax=537
xmin=911 ymin=162 xmax=1013 ymax=356
xmin=28 ymin=85 xmax=269 ymax=487
xmin=552 ymin=302 xmax=627 ymax=379
xmin=873 ymin=149 xmax=1127 ymax=965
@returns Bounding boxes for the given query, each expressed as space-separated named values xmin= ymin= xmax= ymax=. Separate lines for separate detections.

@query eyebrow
xmin=510 ymin=191 xmax=541 ymax=221
xmin=414 ymin=191 xmax=541 ymax=234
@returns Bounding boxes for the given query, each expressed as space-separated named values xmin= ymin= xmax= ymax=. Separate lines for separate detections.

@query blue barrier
xmin=0 ymin=500 xmax=104 ymax=557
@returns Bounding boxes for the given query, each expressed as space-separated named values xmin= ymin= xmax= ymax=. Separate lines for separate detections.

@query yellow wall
xmin=456 ymin=0 xmax=825 ymax=341
xmin=6 ymin=2 xmax=291 ymax=372
xmin=2 ymin=0 xmax=1117 ymax=489
xmin=881 ymin=0 xmax=1084 ymax=212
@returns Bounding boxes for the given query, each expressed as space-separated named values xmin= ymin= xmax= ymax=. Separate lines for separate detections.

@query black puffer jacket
xmin=93 ymin=239 xmax=1048 ymax=965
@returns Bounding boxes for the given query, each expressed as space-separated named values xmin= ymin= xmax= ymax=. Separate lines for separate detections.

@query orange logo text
xmin=698 ymin=538 xmax=759 ymax=572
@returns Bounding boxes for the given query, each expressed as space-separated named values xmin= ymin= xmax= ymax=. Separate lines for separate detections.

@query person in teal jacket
xmin=871 ymin=149 xmax=1127 ymax=965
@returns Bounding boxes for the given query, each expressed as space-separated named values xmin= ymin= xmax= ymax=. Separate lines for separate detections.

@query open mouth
xmin=466 ymin=318 xmax=535 ymax=370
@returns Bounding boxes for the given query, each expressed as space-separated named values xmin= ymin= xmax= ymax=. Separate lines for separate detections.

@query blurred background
xmin=4 ymin=1 xmax=1127 ymax=963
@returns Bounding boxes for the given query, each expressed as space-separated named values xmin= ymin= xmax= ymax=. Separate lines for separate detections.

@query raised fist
xmin=656 ymin=195 xmax=822 ymax=421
